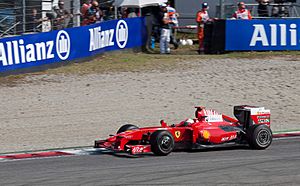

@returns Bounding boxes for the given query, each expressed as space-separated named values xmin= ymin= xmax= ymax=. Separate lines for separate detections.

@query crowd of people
xmin=81 ymin=0 xmax=103 ymax=26
xmin=25 ymin=0 xmax=73 ymax=32
xmin=25 ymin=0 xmax=116 ymax=32
xmin=155 ymin=0 xmax=298 ymax=54
xmin=256 ymin=0 xmax=291 ymax=18
xmin=25 ymin=0 xmax=180 ymax=54
xmin=156 ymin=1 xmax=261 ymax=54
xmin=2 ymin=0 xmax=295 ymax=53
xmin=26 ymin=0 xmax=290 ymax=33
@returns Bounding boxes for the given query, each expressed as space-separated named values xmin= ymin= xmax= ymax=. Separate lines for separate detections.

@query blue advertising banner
xmin=0 ymin=17 xmax=146 ymax=72
xmin=226 ymin=19 xmax=300 ymax=51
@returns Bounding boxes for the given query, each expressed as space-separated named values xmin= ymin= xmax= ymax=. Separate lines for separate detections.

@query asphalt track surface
xmin=1 ymin=137 xmax=299 ymax=186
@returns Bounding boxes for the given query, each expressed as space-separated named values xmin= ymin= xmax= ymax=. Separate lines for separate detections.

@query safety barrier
xmin=203 ymin=19 xmax=300 ymax=52
xmin=0 ymin=17 xmax=146 ymax=72
xmin=225 ymin=19 xmax=300 ymax=51
xmin=204 ymin=20 xmax=226 ymax=54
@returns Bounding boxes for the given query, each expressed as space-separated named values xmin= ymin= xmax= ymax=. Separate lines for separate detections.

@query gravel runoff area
xmin=0 ymin=57 xmax=299 ymax=153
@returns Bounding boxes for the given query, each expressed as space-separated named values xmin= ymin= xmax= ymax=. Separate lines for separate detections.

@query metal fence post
xmin=73 ymin=0 xmax=81 ymax=27
xmin=23 ymin=0 xmax=26 ymax=33
xmin=220 ymin=0 xmax=225 ymax=19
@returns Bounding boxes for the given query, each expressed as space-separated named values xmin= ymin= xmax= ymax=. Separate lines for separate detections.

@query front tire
xmin=117 ymin=124 xmax=138 ymax=134
xmin=150 ymin=130 xmax=175 ymax=156
xmin=247 ymin=125 xmax=272 ymax=149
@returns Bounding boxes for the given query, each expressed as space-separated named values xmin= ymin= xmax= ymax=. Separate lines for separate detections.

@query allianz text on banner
xmin=225 ymin=19 xmax=300 ymax=51
xmin=0 ymin=18 xmax=146 ymax=72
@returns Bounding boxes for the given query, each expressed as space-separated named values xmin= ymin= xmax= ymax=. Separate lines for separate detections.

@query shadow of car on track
xmin=90 ymin=145 xmax=257 ymax=158
xmin=182 ymin=145 xmax=251 ymax=154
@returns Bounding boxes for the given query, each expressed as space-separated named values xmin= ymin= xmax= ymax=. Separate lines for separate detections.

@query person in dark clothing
xmin=159 ymin=3 xmax=171 ymax=54
xmin=141 ymin=6 xmax=155 ymax=52
xmin=256 ymin=0 xmax=270 ymax=17
xmin=53 ymin=0 xmax=73 ymax=30
xmin=27 ymin=8 xmax=49 ymax=32
xmin=26 ymin=9 xmax=40 ymax=32
xmin=85 ymin=0 xmax=102 ymax=24
xmin=152 ymin=6 xmax=163 ymax=42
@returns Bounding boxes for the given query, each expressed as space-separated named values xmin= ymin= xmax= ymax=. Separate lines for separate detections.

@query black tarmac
xmin=1 ymin=137 xmax=299 ymax=186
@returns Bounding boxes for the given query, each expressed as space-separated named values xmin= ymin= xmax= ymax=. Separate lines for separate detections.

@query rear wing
xmin=234 ymin=105 xmax=270 ymax=128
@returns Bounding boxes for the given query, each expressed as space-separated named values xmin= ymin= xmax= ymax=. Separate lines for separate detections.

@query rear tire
xmin=117 ymin=124 xmax=138 ymax=134
xmin=247 ymin=125 xmax=272 ymax=149
xmin=150 ymin=130 xmax=174 ymax=156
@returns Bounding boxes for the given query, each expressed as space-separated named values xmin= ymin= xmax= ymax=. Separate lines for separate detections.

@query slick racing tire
xmin=117 ymin=124 xmax=139 ymax=134
xmin=247 ymin=125 xmax=272 ymax=150
xmin=150 ymin=130 xmax=175 ymax=156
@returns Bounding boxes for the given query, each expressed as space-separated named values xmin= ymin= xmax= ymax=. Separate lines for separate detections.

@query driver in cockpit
xmin=183 ymin=118 xmax=194 ymax=126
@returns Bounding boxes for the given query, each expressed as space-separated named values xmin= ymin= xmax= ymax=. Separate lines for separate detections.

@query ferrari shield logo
xmin=175 ymin=131 xmax=181 ymax=138
xmin=202 ymin=130 xmax=210 ymax=139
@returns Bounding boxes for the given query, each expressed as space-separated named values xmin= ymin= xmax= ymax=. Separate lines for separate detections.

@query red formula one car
xmin=94 ymin=105 xmax=272 ymax=156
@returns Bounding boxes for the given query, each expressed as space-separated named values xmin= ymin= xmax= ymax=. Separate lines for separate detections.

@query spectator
xmin=121 ymin=7 xmax=129 ymax=18
xmin=120 ymin=7 xmax=138 ymax=18
xmin=27 ymin=8 xmax=46 ymax=32
xmin=45 ymin=12 xmax=56 ymax=31
xmin=53 ymin=0 xmax=73 ymax=30
xmin=271 ymin=4 xmax=289 ymax=17
xmin=149 ymin=6 xmax=162 ymax=50
xmin=103 ymin=6 xmax=115 ymax=21
xmin=85 ymin=0 xmax=103 ymax=25
xmin=196 ymin=2 xmax=210 ymax=54
xmin=159 ymin=3 xmax=171 ymax=54
xmin=81 ymin=0 xmax=91 ymax=16
xmin=232 ymin=2 xmax=252 ymax=20
xmin=81 ymin=0 xmax=91 ymax=25
xmin=257 ymin=0 xmax=270 ymax=17
xmin=167 ymin=2 xmax=179 ymax=49
xmin=128 ymin=8 xmax=138 ymax=18
xmin=95 ymin=8 xmax=104 ymax=23
xmin=141 ymin=6 xmax=155 ymax=52
xmin=167 ymin=3 xmax=179 ymax=26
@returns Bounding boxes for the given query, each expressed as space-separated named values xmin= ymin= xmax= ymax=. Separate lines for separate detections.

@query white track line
xmin=273 ymin=136 xmax=300 ymax=141
xmin=59 ymin=148 xmax=108 ymax=155
xmin=273 ymin=131 xmax=300 ymax=134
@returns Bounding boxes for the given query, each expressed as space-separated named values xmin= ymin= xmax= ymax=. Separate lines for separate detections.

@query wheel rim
xmin=256 ymin=129 xmax=271 ymax=147
xmin=160 ymin=136 xmax=172 ymax=151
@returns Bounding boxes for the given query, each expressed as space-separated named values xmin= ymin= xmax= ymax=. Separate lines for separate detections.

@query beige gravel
xmin=0 ymin=57 xmax=299 ymax=153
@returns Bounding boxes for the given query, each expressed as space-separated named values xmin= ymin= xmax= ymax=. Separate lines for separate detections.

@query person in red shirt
xmin=232 ymin=2 xmax=252 ymax=20
xmin=196 ymin=2 xmax=210 ymax=54
xmin=81 ymin=0 xmax=91 ymax=26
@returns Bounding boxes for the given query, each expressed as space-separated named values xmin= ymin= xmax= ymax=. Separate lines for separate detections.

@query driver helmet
xmin=184 ymin=118 xmax=194 ymax=126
